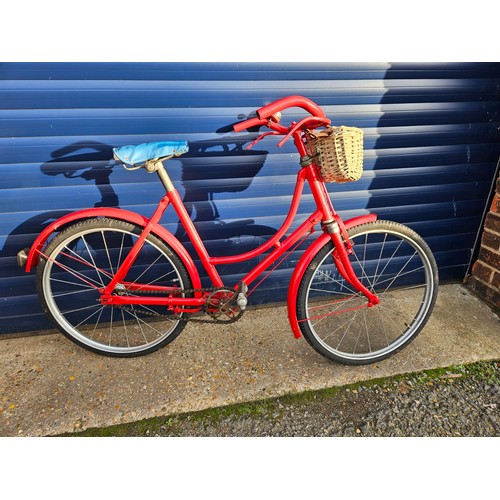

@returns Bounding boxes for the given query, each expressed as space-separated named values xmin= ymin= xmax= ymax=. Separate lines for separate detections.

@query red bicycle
xmin=18 ymin=96 xmax=438 ymax=364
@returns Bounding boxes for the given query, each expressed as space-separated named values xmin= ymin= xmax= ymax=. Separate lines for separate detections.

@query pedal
xmin=236 ymin=293 xmax=248 ymax=310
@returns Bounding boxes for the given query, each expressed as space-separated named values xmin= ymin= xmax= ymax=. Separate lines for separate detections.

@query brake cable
xmin=245 ymin=131 xmax=282 ymax=150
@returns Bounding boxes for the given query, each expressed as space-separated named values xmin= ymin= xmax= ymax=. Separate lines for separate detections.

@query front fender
xmin=287 ymin=213 xmax=377 ymax=338
xmin=23 ymin=207 xmax=202 ymax=290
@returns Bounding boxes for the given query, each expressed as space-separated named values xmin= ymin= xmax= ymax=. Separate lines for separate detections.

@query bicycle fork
xmin=323 ymin=219 xmax=379 ymax=307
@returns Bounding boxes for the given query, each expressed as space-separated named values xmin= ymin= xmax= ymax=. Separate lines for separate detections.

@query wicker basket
xmin=307 ymin=126 xmax=364 ymax=183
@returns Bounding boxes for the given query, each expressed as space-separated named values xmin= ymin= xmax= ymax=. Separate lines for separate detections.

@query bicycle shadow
xmin=175 ymin=138 xmax=270 ymax=236
xmin=40 ymin=141 xmax=119 ymax=208
xmin=1 ymin=141 xmax=119 ymax=270
xmin=0 ymin=141 xmax=119 ymax=333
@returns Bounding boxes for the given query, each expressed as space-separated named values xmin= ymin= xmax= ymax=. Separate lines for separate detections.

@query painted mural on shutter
xmin=1 ymin=62 xmax=499 ymax=333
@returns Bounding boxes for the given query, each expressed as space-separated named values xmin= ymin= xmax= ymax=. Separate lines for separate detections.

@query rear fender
xmin=23 ymin=207 xmax=202 ymax=290
xmin=287 ymin=213 xmax=377 ymax=338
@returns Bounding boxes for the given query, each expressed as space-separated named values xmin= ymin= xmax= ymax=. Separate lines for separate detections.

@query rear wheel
xmin=296 ymin=220 xmax=438 ymax=365
xmin=36 ymin=218 xmax=192 ymax=357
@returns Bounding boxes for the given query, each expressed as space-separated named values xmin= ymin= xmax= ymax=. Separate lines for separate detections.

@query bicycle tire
xmin=296 ymin=220 xmax=438 ymax=365
xmin=36 ymin=217 xmax=192 ymax=357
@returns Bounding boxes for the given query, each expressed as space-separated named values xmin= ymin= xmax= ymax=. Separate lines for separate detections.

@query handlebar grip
xmin=257 ymin=95 xmax=326 ymax=120
xmin=233 ymin=117 xmax=268 ymax=133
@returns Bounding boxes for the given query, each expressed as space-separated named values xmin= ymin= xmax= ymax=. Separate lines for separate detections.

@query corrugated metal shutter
xmin=1 ymin=62 xmax=499 ymax=334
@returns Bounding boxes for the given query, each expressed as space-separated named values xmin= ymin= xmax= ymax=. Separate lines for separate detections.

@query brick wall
xmin=466 ymin=173 xmax=500 ymax=309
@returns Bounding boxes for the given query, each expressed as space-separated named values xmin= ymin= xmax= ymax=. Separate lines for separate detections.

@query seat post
xmin=154 ymin=160 xmax=175 ymax=192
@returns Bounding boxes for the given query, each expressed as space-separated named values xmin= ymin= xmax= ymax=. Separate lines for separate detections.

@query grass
xmin=57 ymin=359 xmax=499 ymax=437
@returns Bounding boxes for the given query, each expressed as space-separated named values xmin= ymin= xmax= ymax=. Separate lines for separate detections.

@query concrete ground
xmin=0 ymin=283 xmax=499 ymax=437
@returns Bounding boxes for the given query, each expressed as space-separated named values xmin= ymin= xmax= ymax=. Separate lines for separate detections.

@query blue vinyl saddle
xmin=113 ymin=141 xmax=189 ymax=166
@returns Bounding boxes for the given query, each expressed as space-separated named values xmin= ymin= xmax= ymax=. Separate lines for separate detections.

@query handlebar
xmin=233 ymin=95 xmax=328 ymax=136
xmin=233 ymin=116 xmax=268 ymax=133
xmin=256 ymin=95 xmax=326 ymax=121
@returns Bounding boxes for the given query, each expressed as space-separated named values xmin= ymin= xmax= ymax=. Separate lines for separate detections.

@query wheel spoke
xmin=50 ymin=277 xmax=96 ymax=290
xmin=81 ymin=235 xmax=106 ymax=287
xmin=351 ymin=236 xmax=374 ymax=289
xmin=101 ymin=230 xmax=115 ymax=275
xmin=372 ymin=238 xmax=404 ymax=288
xmin=309 ymin=286 xmax=357 ymax=297
xmin=62 ymin=303 xmax=103 ymax=316
xmin=311 ymin=294 xmax=361 ymax=326
xmin=46 ymin=254 xmax=102 ymax=289
xmin=61 ymin=244 xmax=113 ymax=280
xmin=52 ymin=288 xmax=96 ymax=298
xmin=120 ymin=308 xmax=130 ymax=348
xmin=372 ymin=265 xmax=425 ymax=291
xmin=122 ymin=308 xmax=164 ymax=336
xmin=131 ymin=263 xmax=177 ymax=290
xmin=123 ymin=306 xmax=149 ymax=344
xmin=75 ymin=305 xmax=107 ymax=328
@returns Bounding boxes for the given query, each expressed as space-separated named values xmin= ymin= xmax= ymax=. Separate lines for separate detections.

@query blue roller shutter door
xmin=0 ymin=62 xmax=499 ymax=333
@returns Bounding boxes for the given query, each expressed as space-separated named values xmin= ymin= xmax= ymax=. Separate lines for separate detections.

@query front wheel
xmin=296 ymin=220 xmax=438 ymax=365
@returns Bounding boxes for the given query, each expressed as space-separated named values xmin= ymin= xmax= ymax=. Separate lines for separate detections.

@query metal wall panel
xmin=1 ymin=62 xmax=499 ymax=333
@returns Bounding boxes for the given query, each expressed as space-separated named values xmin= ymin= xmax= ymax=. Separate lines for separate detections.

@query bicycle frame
xmin=98 ymin=130 xmax=379 ymax=313
xmin=101 ymin=166 xmax=319 ymax=310
xmin=22 ymin=95 xmax=380 ymax=338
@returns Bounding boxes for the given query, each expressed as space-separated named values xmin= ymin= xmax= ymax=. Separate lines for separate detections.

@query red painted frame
xmin=102 ymin=163 xmax=330 ymax=309
xmin=101 ymin=154 xmax=376 ymax=305
xmin=25 ymin=95 xmax=379 ymax=337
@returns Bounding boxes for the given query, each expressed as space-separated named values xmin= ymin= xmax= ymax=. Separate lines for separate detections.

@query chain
xmin=109 ymin=286 xmax=245 ymax=324
xmin=127 ymin=286 xmax=218 ymax=297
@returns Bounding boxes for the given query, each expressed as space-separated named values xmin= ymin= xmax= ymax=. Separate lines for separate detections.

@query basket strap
xmin=306 ymin=126 xmax=334 ymax=139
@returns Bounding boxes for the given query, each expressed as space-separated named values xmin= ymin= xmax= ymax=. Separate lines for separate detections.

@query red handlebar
xmin=233 ymin=116 xmax=267 ymax=133
xmin=233 ymin=95 xmax=327 ymax=133
xmin=256 ymin=95 xmax=326 ymax=120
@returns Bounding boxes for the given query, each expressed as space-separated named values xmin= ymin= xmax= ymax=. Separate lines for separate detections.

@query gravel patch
xmin=142 ymin=361 xmax=500 ymax=437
